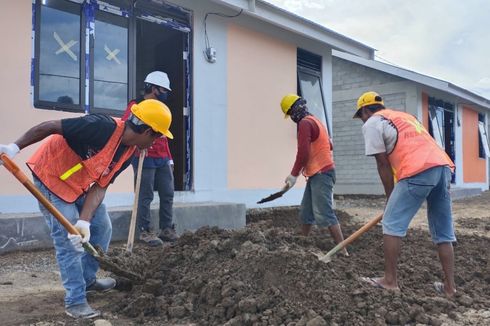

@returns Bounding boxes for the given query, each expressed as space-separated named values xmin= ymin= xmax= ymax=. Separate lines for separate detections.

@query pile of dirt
xmin=100 ymin=208 xmax=490 ymax=325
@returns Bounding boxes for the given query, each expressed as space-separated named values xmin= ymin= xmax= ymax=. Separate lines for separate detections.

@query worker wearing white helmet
xmin=122 ymin=71 xmax=177 ymax=247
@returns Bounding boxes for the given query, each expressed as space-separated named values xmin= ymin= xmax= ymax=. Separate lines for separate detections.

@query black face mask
xmin=156 ymin=92 xmax=169 ymax=102
xmin=290 ymin=99 xmax=310 ymax=123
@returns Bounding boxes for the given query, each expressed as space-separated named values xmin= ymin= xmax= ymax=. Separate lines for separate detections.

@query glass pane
xmin=429 ymin=107 xmax=444 ymax=148
xmin=94 ymin=16 xmax=128 ymax=110
xmin=478 ymin=122 xmax=490 ymax=157
xmin=39 ymin=5 xmax=80 ymax=104
xmin=298 ymin=70 xmax=327 ymax=126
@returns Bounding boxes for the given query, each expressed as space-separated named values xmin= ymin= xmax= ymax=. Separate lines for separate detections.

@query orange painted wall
xmin=227 ymin=24 xmax=298 ymax=189
xmin=421 ymin=92 xmax=429 ymax=130
xmin=462 ymin=106 xmax=486 ymax=183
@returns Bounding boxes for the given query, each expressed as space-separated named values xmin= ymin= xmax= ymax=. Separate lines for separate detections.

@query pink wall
xmin=0 ymin=1 xmax=133 ymax=195
xmin=462 ymin=106 xmax=486 ymax=183
xmin=227 ymin=23 xmax=300 ymax=189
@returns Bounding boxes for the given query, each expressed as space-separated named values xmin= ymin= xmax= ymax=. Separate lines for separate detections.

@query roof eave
xmin=209 ymin=0 xmax=375 ymax=59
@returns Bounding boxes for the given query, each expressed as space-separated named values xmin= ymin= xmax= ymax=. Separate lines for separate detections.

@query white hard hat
xmin=144 ymin=71 xmax=171 ymax=91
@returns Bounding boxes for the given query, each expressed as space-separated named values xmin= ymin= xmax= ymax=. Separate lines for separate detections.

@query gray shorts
xmin=300 ymin=169 xmax=339 ymax=227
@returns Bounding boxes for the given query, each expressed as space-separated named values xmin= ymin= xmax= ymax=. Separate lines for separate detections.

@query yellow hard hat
xmin=280 ymin=94 xmax=301 ymax=118
xmin=354 ymin=91 xmax=384 ymax=118
xmin=130 ymin=99 xmax=173 ymax=139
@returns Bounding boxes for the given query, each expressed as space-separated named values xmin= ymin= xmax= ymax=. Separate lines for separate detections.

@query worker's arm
xmin=374 ymin=152 xmax=394 ymax=199
xmin=0 ymin=120 xmax=62 ymax=164
xmin=69 ymin=184 xmax=107 ymax=245
xmin=15 ymin=120 xmax=63 ymax=150
xmin=79 ymin=183 xmax=108 ymax=223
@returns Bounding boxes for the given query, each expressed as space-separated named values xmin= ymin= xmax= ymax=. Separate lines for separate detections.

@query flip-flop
xmin=433 ymin=281 xmax=445 ymax=295
xmin=360 ymin=277 xmax=400 ymax=292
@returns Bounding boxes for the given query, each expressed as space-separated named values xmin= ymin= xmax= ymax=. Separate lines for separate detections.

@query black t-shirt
xmin=61 ymin=114 xmax=131 ymax=182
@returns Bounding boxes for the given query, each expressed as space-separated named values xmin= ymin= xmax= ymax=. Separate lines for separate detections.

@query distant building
xmin=332 ymin=50 xmax=490 ymax=195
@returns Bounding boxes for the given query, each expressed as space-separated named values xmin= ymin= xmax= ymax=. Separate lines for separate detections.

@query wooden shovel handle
xmin=0 ymin=153 xmax=81 ymax=236
xmin=320 ymin=213 xmax=383 ymax=261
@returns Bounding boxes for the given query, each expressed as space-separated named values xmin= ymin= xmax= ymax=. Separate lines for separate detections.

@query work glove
xmin=73 ymin=220 xmax=91 ymax=243
xmin=67 ymin=234 xmax=84 ymax=253
xmin=0 ymin=143 xmax=20 ymax=165
xmin=285 ymin=174 xmax=297 ymax=188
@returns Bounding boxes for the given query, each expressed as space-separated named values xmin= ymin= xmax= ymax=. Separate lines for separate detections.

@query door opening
xmin=135 ymin=18 xmax=186 ymax=190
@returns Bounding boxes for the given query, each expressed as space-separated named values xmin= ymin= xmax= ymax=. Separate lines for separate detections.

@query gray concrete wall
xmin=0 ymin=202 xmax=245 ymax=254
xmin=332 ymin=57 xmax=417 ymax=194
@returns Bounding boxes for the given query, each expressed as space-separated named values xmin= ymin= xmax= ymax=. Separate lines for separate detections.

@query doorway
xmin=134 ymin=14 xmax=189 ymax=190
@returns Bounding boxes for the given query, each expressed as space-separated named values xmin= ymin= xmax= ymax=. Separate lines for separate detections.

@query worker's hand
xmin=67 ymin=234 xmax=84 ymax=253
xmin=285 ymin=174 xmax=297 ymax=188
xmin=169 ymin=160 xmax=174 ymax=173
xmin=0 ymin=143 xmax=20 ymax=164
xmin=73 ymin=220 xmax=91 ymax=243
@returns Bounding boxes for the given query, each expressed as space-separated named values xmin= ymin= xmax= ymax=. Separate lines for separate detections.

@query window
xmin=429 ymin=106 xmax=444 ymax=149
xmin=92 ymin=11 xmax=128 ymax=112
xmin=35 ymin=0 xmax=81 ymax=110
xmin=478 ymin=113 xmax=490 ymax=158
xmin=297 ymin=49 xmax=329 ymax=133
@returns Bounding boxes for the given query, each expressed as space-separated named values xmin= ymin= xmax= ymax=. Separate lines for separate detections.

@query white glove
xmin=285 ymin=174 xmax=297 ymax=188
xmin=0 ymin=143 xmax=20 ymax=164
xmin=67 ymin=234 xmax=84 ymax=253
xmin=73 ymin=220 xmax=91 ymax=243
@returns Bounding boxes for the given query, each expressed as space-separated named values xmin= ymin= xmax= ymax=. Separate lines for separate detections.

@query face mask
xmin=156 ymin=92 xmax=169 ymax=102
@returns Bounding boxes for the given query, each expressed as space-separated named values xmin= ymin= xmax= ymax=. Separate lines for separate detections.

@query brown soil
xmin=1 ymin=193 xmax=489 ymax=326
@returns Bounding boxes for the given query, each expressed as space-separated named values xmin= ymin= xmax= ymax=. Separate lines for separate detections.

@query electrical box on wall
xmin=204 ymin=47 xmax=216 ymax=63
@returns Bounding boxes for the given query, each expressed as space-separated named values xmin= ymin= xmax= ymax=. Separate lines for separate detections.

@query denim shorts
xmin=382 ymin=166 xmax=456 ymax=244
xmin=300 ymin=169 xmax=339 ymax=227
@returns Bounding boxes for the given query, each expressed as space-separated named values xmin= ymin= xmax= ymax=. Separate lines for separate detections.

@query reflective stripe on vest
xmin=303 ymin=116 xmax=334 ymax=177
xmin=26 ymin=118 xmax=136 ymax=203
xmin=374 ymin=109 xmax=454 ymax=181
xmin=59 ymin=163 xmax=83 ymax=181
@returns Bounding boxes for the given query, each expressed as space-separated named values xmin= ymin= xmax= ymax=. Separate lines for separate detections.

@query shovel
xmin=318 ymin=213 xmax=383 ymax=263
xmin=0 ymin=154 xmax=143 ymax=282
xmin=126 ymin=149 xmax=146 ymax=253
xmin=257 ymin=184 xmax=292 ymax=204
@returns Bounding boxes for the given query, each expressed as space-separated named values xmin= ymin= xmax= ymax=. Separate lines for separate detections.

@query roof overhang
xmin=209 ymin=0 xmax=375 ymax=59
xmin=333 ymin=50 xmax=490 ymax=110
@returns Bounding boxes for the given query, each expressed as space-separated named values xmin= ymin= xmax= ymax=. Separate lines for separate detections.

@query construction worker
xmin=354 ymin=91 xmax=456 ymax=297
xmin=280 ymin=94 xmax=349 ymax=256
xmin=122 ymin=71 xmax=177 ymax=246
xmin=0 ymin=99 xmax=173 ymax=319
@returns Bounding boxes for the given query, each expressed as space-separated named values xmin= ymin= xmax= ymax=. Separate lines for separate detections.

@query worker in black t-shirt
xmin=0 ymin=99 xmax=173 ymax=319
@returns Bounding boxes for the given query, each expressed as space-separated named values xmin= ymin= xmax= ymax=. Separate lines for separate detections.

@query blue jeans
xmin=34 ymin=177 xmax=112 ymax=307
xmin=300 ymin=169 xmax=339 ymax=227
xmin=383 ymin=166 xmax=456 ymax=243
xmin=132 ymin=160 xmax=174 ymax=231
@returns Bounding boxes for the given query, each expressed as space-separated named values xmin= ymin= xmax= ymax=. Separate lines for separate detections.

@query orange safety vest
xmin=303 ymin=115 xmax=334 ymax=177
xmin=374 ymin=109 xmax=454 ymax=181
xmin=27 ymin=118 xmax=136 ymax=203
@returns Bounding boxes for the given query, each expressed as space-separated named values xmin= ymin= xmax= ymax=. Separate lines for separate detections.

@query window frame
xmin=33 ymin=0 xmax=85 ymax=113
xmin=478 ymin=113 xmax=490 ymax=158
xmin=296 ymin=48 xmax=330 ymax=134
xmin=89 ymin=9 xmax=130 ymax=115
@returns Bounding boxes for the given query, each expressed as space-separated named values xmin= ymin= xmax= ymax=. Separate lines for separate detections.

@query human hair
xmin=125 ymin=118 xmax=151 ymax=134
xmin=363 ymin=103 xmax=385 ymax=114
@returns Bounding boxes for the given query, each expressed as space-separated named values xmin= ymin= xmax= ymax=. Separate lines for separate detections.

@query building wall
xmin=462 ymin=106 xmax=486 ymax=183
xmin=0 ymin=0 xmax=337 ymax=212
xmin=0 ymin=1 xmax=82 ymax=199
xmin=332 ymin=57 xmax=415 ymax=194
xmin=227 ymin=24 xmax=297 ymax=189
